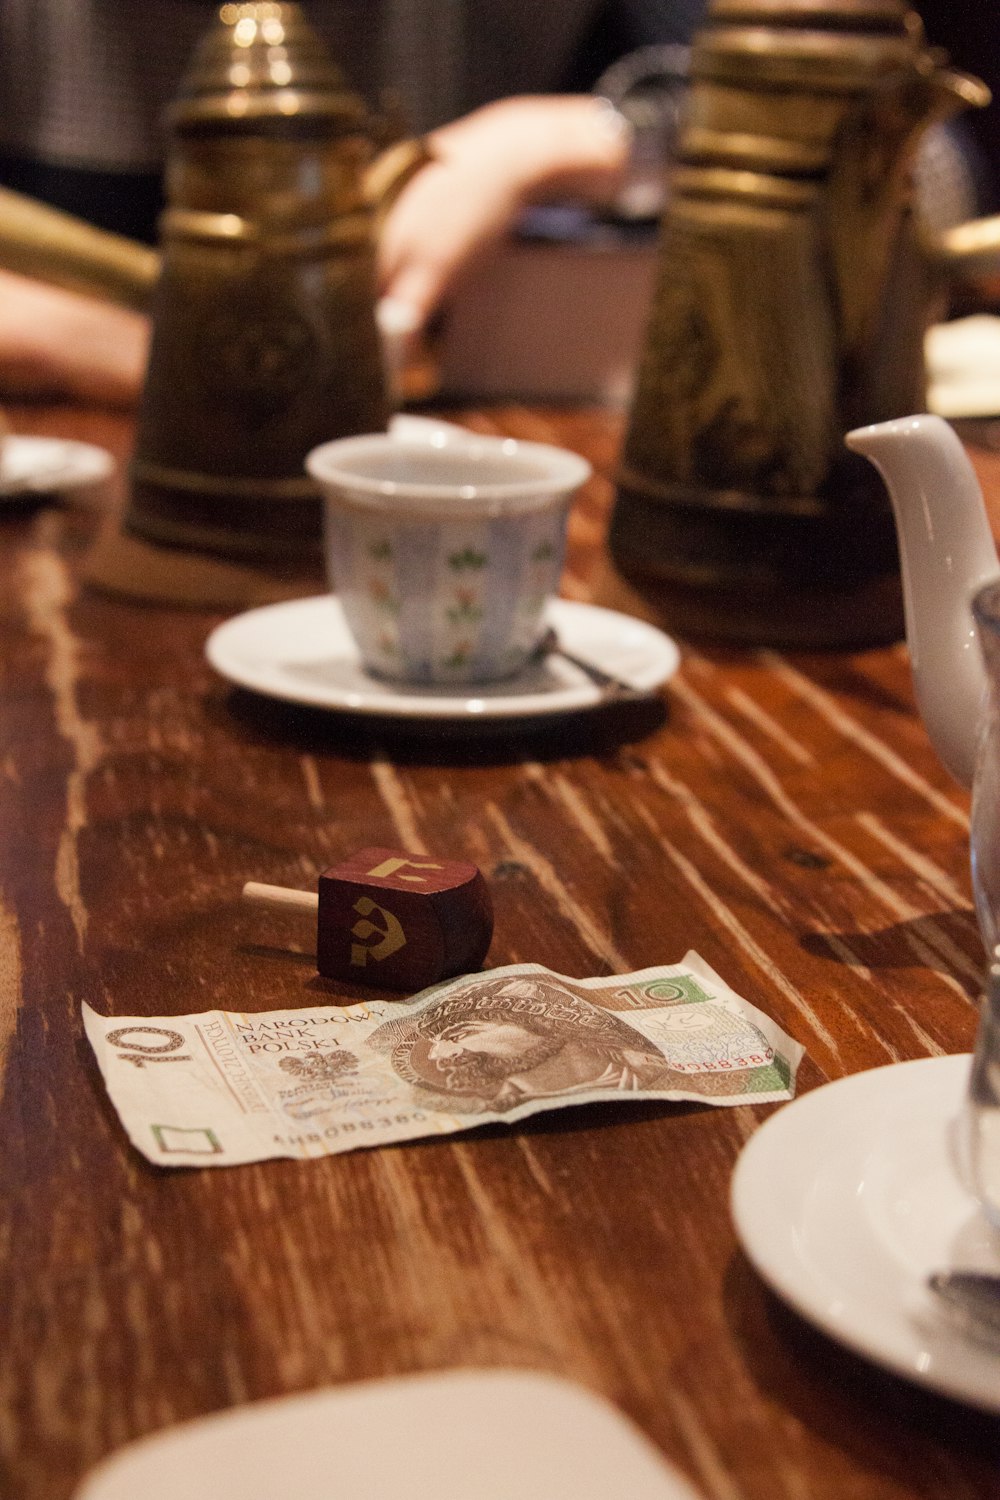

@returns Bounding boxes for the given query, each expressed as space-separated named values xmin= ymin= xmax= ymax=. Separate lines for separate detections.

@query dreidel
xmin=243 ymin=847 xmax=493 ymax=991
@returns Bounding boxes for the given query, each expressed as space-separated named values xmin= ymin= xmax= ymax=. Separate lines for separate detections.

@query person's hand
xmin=0 ymin=97 xmax=628 ymax=406
xmin=0 ymin=270 xmax=149 ymax=406
xmin=377 ymin=95 xmax=631 ymax=334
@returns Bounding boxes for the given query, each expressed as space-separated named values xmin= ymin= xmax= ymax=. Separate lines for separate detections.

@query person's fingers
xmin=378 ymin=229 xmax=505 ymax=335
xmin=377 ymin=163 xmax=521 ymax=327
xmin=63 ymin=303 xmax=150 ymax=407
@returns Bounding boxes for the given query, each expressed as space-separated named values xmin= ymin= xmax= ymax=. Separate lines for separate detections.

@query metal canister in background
xmin=611 ymin=0 xmax=991 ymax=645
xmin=128 ymin=2 xmax=392 ymax=563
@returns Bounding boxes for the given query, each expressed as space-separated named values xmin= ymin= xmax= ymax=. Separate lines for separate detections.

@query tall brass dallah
xmin=129 ymin=2 xmax=413 ymax=563
xmin=612 ymin=0 xmax=997 ymax=645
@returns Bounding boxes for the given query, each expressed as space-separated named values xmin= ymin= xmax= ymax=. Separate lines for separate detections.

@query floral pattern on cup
xmin=363 ymin=535 xmax=401 ymax=662
xmin=308 ymin=432 xmax=590 ymax=684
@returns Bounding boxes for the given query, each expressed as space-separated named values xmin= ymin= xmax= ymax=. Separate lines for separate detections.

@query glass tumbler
xmin=964 ymin=581 xmax=1000 ymax=1225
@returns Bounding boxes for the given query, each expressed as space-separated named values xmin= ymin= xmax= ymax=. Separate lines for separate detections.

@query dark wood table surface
xmin=2 ymin=400 xmax=1000 ymax=1500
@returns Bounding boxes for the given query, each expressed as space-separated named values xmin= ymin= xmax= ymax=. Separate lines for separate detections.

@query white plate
xmin=731 ymin=1054 xmax=1000 ymax=1411
xmin=386 ymin=411 xmax=473 ymax=446
xmin=0 ymin=419 xmax=426 ymax=503
xmin=926 ymin=315 xmax=1000 ymax=419
xmin=205 ymin=595 xmax=680 ymax=720
xmin=73 ymin=1368 xmax=703 ymax=1500
xmin=0 ymin=434 xmax=114 ymax=498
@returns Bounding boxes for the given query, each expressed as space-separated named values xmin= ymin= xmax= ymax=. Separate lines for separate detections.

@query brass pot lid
xmin=168 ymin=2 xmax=369 ymax=135
xmin=703 ymin=0 xmax=914 ymax=31
xmin=691 ymin=25 xmax=922 ymax=89
xmin=680 ymin=126 xmax=831 ymax=174
xmin=670 ymin=163 xmax=820 ymax=207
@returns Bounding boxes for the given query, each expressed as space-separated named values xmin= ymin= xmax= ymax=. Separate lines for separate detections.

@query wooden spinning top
xmin=244 ymin=847 xmax=493 ymax=991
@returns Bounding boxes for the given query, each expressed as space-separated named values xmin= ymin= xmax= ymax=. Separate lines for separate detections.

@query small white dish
xmin=731 ymin=1054 xmax=1000 ymax=1411
xmin=0 ymin=435 xmax=114 ymax=499
xmin=73 ymin=1368 xmax=703 ymax=1500
xmin=205 ymin=595 xmax=679 ymax=720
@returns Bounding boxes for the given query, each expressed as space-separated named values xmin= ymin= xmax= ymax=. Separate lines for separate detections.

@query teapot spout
xmin=845 ymin=414 xmax=998 ymax=788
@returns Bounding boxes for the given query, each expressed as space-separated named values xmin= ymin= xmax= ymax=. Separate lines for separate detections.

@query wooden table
xmin=2 ymin=401 xmax=999 ymax=1499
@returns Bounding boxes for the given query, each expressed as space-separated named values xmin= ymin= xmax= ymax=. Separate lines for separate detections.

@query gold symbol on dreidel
xmin=364 ymin=856 xmax=443 ymax=882
xmin=241 ymin=846 xmax=493 ymax=991
xmin=350 ymin=897 xmax=407 ymax=966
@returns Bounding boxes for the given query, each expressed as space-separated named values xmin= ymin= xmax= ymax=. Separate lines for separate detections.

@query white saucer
xmin=731 ymin=1054 xmax=1000 ymax=1411
xmin=205 ymin=595 xmax=680 ymax=720
xmin=73 ymin=1369 xmax=702 ymax=1500
xmin=0 ymin=435 xmax=114 ymax=499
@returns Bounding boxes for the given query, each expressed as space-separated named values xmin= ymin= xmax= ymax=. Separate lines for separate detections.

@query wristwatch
xmin=594 ymin=43 xmax=691 ymax=222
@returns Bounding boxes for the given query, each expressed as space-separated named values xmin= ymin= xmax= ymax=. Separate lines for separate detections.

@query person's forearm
xmin=377 ymin=95 xmax=633 ymax=331
xmin=425 ymin=95 xmax=631 ymax=207
xmin=0 ymin=270 xmax=149 ymax=407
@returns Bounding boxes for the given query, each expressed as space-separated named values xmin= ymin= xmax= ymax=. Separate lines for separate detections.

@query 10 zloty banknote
xmin=84 ymin=952 xmax=805 ymax=1168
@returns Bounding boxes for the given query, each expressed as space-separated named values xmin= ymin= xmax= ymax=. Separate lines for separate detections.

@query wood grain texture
xmin=0 ymin=403 xmax=998 ymax=1500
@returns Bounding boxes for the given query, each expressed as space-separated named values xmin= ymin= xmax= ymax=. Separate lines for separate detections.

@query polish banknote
xmin=83 ymin=952 xmax=805 ymax=1168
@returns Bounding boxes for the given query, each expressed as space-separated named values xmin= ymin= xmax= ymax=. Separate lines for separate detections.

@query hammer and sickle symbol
xmin=350 ymin=896 xmax=407 ymax=966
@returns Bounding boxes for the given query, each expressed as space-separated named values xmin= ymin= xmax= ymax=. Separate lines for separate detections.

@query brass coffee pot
xmin=128 ymin=1 xmax=425 ymax=564
xmin=612 ymin=0 xmax=1000 ymax=646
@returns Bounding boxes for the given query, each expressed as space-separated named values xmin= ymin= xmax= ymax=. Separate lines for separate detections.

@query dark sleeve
xmin=917 ymin=0 xmax=1000 ymax=211
xmin=559 ymin=0 xmax=708 ymax=91
xmin=0 ymin=154 xmax=165 ymax=243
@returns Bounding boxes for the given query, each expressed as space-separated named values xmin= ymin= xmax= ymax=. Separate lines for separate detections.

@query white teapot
xmin=847 ymin=413 xmax=1000 ymax=946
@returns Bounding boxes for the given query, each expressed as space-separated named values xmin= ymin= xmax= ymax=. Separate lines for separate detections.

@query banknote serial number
xmin=273 ymin=1112 xmax=427 ymax=1145
xmin=669 ymin=1049 xmax=774 ymax=1073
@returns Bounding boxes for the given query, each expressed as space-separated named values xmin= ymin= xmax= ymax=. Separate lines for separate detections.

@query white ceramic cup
xmin=305 ymin=431 xmax=591 ymax=684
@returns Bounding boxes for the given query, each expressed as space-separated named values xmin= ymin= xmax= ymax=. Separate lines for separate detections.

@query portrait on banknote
xmin=368 ymin=975 xmax=679 ymax=1112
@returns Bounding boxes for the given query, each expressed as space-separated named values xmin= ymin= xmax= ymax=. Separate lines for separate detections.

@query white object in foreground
xmin=73 ymin=1368 xmax=703 ymax=1500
